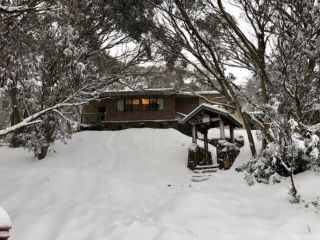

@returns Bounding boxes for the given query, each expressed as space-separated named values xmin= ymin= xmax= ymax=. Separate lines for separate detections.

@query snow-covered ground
xmin=0 ymin=128 xmax=320 ymax=240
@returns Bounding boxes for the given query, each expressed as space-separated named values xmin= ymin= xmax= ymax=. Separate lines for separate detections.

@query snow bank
xmin=0 ymin=207 xmax=11 ymax=227
xmin=0 ymin=128 xmax=319 ymax=240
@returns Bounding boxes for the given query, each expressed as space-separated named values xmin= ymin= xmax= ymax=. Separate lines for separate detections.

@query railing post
xmin=192 ymin=124 xmax=197 ymax=144
xmin=219 ymin=120 xmax=225 ymax=139
xmin=230 ymin=125 xmax=235 ymax=143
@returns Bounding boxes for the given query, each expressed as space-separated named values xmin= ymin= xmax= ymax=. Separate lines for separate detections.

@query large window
xmin=124 ymin=98 xmax=140 ymax=111
xmin=142 ymin=98 xmax=164 ymax=111
xmin=117 ymin=99 xmax=124 ymax=112
xmin=117 ymin=98 xmax=164 ymax=112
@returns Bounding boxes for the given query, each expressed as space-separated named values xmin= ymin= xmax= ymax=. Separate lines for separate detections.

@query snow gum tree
xmin=0 ymin=0 xmax=158 ymax=159
xmin=217 ymin=0 xmax=320 ymax=198
xmin=142 ymin=0 xmax=319 ymax=199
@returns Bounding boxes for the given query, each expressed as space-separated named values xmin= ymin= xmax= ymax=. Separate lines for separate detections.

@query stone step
xmin=194 ymin=164 xmax=219 ymax=170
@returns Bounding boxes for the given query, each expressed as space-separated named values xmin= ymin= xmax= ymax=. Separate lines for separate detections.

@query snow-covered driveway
xmin=0 ymin=129 xmax=319 ymax=240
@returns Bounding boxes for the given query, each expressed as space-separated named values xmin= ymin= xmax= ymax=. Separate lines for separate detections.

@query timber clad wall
xmin=82 ymin=100 xmax=107 ymax=124
xmin=175 ymin=97 xmax=199 ymax=115
xmin=175 ymin=94 xmax=227 ymax=115
xmin=82 ymin=95 xmax=177 ymax=123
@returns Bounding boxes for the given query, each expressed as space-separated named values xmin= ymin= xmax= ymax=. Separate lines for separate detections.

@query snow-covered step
xmin=192 ymin=174 xmax=212 ymax=178
xmin=193 ymin=169 xmax=217 ymax=174
xmin=191 ymin=165 xmax=218 ymax=182
xmin=191 ymin=172 xmax=213 ymax=182
xmin=194 ymin=165 xmax=219 ymax=170
xmin=191 ymin=177 xmax=210 ymax=182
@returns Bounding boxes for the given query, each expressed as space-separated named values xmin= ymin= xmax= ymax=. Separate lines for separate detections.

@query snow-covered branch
xmin=0 ymin=98 xmax=94 ymax=136
xmin=0 ymin=2 xmax=48 ymax=14
xmin=52 ymin=109 xmax=75 ymax=125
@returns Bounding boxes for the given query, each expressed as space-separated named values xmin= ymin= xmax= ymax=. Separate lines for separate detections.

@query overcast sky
xmin=224 ymin=0 xmax=252 ymax=86
xmin=110 ymin=0 xmax=253 ymax=87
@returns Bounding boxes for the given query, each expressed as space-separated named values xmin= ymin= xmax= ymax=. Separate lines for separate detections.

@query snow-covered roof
xmin=176 ymin=90 xmax=220 ymax=96
xmin=100 ymin=89 xmax=221 ymax=98
xmin=182 ymin=103 xmax=242 ymax=128
xmin=100 ymin=88 xmax=176 ymax=97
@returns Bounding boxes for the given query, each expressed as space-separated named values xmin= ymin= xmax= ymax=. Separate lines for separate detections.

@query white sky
xmin=224 ymin=0 xmax=252 ymax=86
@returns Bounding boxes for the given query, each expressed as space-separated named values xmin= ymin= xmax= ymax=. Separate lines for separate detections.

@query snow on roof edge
xmin=182 ymin=103 xmax=242 ymax=128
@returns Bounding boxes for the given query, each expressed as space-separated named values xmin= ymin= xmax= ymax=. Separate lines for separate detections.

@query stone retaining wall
xmin=187 ymin=144 xmax=213 ymax=170
xmin=216 ymin=140 xmax=240 ymax=170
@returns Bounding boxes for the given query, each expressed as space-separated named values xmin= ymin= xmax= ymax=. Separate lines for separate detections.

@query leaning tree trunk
xmin=241 ymin=113 xmax=257 ymax=157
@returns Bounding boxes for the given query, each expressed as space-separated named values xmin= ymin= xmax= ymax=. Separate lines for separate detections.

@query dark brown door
xmin=97 ymin=107 xmax=106 ymax=122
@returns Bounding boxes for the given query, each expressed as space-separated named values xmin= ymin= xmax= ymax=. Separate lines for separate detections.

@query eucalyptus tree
xmin=0 ymin=0 xmax=157 ymax=159
xmin=143 ymin=0 xmax=319 ymax=196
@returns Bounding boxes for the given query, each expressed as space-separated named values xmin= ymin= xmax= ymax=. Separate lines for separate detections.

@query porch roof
xmin=182 ymin=103 xmax=242 ymax=130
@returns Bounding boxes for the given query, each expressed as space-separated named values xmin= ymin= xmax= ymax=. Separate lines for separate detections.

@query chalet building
xmin=81 ymin=88 xmax=240 ymax=130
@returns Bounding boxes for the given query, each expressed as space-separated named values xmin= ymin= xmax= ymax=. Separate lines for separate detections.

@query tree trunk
xmin=37 ymin=144 xmax=50 ymax=160
xmin=37 ymin=117 xmax=56 ymax=160
xmin=241 ymin=112 xmax=257 ymax=157
xmin=10 ymin=87 xmax=22 ymax=148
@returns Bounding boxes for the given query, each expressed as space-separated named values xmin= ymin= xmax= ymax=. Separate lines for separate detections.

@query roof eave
xmin=182 ymin=105 xmax=242 ymax=128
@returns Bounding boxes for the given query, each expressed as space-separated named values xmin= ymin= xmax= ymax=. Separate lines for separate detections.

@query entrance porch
xmin=182 ymin=104 xmax=243 ymax=170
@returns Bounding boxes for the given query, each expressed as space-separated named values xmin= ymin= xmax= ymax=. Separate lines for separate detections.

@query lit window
xmin=142 ymin=98 xmax=149 ymax=111
xmin=142 ymin=98 xmax=164 ymax=111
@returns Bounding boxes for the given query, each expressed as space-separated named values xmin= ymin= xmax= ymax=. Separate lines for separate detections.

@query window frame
xmin=124 ymin=98 xmax=140 ymax=112
xmin=142 ymin=97 xmax=164 ymax=111
xmin=116 ymin=99 xmax=124 ymax=112
xmin=116 ymin=97 xmax=165 ymax=112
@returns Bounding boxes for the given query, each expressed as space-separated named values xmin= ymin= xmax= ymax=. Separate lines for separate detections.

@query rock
xmin=187 ymin=144 xmax=212 ymax=170
xmin=216 ymin=141 xmax=240 ymax=170
xmin=235 ymin=136 xmax=245 ymax=148
xmin=209 ymin=136 xmax=244 ymax=148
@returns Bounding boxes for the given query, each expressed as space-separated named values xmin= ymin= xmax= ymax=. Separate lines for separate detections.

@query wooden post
xmin=204 ymin=130 xmax=209 ymax=151
xmin=230 ymin=125 xmax=235 ymax=143
xmin=219 ymin=120 xmax=225 ymax=139
xmin=80 ymin=108 xmax=84 ymax=125
xmin=192 ymin=124 xmax=197 ymax=144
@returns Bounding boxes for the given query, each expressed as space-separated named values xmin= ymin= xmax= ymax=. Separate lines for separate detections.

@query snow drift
xmin=0 ymin=128 xmax=319 ymax=240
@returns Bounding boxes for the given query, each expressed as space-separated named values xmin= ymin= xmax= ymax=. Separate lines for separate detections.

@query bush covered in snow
xmin=239 ymin=124 xmax=320 ymax=185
